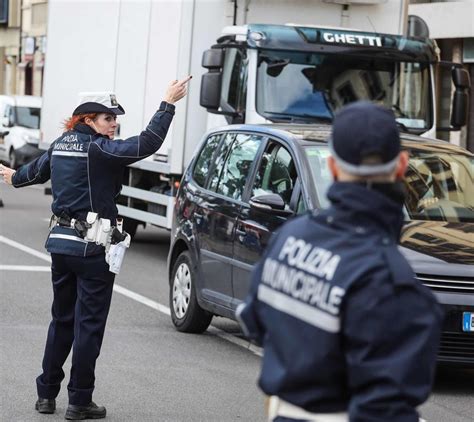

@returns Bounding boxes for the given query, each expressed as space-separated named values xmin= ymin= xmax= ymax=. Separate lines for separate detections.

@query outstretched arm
xmin=91 ymin=77 xmax=191 ymax=166
xmin=1 ymin=148 xmax=52 ymax=188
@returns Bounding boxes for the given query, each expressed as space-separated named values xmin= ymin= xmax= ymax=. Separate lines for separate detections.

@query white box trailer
xmin=40 ymin=0 xmax=470 ymax=234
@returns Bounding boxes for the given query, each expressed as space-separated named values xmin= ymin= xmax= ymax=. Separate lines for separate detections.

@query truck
xmin=40 ymin=0 xmax=470 ymax=236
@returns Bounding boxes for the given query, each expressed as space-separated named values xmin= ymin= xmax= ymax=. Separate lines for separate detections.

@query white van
xmin=0 ymin=95 xmax=42 ymax=168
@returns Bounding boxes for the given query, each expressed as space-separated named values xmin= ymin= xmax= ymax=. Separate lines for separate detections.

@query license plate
xmin=462 ymin=312 xmax=474 ymax=332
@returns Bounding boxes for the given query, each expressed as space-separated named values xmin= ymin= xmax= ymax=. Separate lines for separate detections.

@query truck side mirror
xmin=202 ymin=49 xmax=224 ymax=69
xmin=200 ymin=49 xmax=224 ymax=111
xmin=451 ymin=67 xmax=470 ymax=128
xmin=200 ymin=73 xmax=222 ymax=110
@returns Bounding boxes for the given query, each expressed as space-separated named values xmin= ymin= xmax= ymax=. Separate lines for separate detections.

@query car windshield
xmin=14 ymin=106 xmax=41 ymax=129
xmin=257 ymin=49 xmax=431 ymax=131
xmin=305 ymin=144 xmax=474 ymax=222
xmin=404 ymin=145 xmax=474 ymax=222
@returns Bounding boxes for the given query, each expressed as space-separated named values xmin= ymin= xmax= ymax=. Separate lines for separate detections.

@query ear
xmin=327 ymin=156 xmax=339 ymax=180
xmin=84 ymin=117 xmax=93 ymax=125
xmin=395 ymin=150 xmax=409 ymax=179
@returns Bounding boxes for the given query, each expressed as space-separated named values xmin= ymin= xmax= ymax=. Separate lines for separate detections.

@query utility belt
xmin=50 ymin=212 xmax=131 ymax=274
xmin=265 ymin=397 xmax=426 ymax=422
xmin=266 ymin=396 xmax=348 ymax=422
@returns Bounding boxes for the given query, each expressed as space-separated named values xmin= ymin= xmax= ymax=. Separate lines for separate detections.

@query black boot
xmin=65 ymin=402 xmax=106 ymax=420
xmin=35 ymin=397 xmax=56 ymax=414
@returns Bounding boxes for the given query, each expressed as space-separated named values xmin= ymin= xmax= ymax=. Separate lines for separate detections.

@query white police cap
xmin=73 ymin=92 xmax=125 ymax=116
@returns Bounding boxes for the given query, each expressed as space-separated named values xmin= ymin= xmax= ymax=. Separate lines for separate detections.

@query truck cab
xmin=200 ymin=24 xmax=470 ymax=137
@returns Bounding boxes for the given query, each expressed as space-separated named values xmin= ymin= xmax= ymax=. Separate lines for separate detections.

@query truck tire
xmin=169 ymin=251 xmax=212 ymax=333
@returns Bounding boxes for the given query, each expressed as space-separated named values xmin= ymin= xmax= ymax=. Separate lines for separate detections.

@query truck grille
xmin=438 ymin=333 xmax=474 ymax=362
xmin=416 ymin=274 xmax=474 ymax=294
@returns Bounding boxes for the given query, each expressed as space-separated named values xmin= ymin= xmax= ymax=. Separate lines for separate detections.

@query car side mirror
xmin=249 ymin=193 xmax=294 ymax=217
xmin=451 ymin=67 xmax=470 ymax=128
xmin=2 ymin=116 xmax=12 ymax=128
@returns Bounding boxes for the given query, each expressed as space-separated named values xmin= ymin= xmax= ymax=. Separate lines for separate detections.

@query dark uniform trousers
xmin=36 ymin=253 xmax=115 ymax=406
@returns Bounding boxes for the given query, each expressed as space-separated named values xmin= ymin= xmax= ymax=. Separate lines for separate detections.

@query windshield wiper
xmin=396 ymin=121 xmax=409 ymax=132
xmin=264 ymin=111 xmax=332 ymax=124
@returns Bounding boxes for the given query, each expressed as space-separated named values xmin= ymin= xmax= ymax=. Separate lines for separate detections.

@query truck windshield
xmin=14 ymin=106 xmax=41 ymax=129
xmin=257 ymin=50 xmax=431 ymax=131
xmin=305 ymin=145 xmax=474 ymax=223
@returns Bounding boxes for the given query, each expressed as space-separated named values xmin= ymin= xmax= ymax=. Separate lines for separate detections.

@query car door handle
xmin=236 ymin=226 xmax=246 ymax=236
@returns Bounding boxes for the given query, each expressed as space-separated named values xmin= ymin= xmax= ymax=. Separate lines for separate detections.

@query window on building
xmin=0 ymin=0 xmax=8 ymax=24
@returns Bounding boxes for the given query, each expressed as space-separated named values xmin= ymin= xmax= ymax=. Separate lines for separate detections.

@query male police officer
xmin=236 ymin=101 xmax=443 ymax=422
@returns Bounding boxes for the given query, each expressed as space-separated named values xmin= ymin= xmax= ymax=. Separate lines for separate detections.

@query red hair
xmin=63 ymin=113 xmax=98 ymax=132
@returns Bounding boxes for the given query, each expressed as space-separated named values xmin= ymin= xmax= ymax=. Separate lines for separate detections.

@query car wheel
xmin=170 ymin=251 xmax=212 ymax=333
xmin=9 ymin=149 xmax=18 ymax=169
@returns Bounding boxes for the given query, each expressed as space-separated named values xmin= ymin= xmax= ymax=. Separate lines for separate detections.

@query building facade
xmin=0 ymin=0 xmax=21 ymax=95
xmin=0 ymin=0 xmax=47 ymax=96
xmin=409 ymin=0 xmax=474 ymax=152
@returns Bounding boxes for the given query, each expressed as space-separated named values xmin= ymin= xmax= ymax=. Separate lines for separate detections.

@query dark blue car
xmin=168 ymin=124 xmax=474 ymax=366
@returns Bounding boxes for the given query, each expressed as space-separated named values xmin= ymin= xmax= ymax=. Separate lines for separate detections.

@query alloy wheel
xmin=172 ymin=262 xmax=192 ymax=319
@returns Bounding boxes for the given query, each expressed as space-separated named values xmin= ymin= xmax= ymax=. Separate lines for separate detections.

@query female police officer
xmin=0 ymin=76 xmax=191 ymax=420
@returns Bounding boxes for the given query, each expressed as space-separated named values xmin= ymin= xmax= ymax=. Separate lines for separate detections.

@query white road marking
xmin=0 ymin=265 xmax=51 ymax=272
xmin=0 ymin=235 xmax=52 ymax=262
xmin=113 ymin=284 xmax=171 ymax=316
xmin=26 ymin=185 xmax=46 ymax=191
xmin=0 ymin=235 xmax=263 ymax=357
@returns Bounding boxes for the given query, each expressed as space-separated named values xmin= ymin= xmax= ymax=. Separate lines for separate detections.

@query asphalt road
xmin=1 ymin=183 xmax=473 ymax=422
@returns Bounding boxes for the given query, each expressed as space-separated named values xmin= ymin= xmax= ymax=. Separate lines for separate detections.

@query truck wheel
xmin=122 ymin=217 xmax=140 ymax=239
xmin=170 ymin=251 xmax=212 ymax=333
xmin=9 ymin=149 xmax=18 ymax=169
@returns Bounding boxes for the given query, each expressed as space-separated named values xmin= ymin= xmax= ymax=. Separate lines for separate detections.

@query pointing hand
xmin=164 ymin=76 xmax=192 ymax=104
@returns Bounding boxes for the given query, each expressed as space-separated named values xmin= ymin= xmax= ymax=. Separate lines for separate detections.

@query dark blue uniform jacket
xmin=236 ymin=182 xmax=443 ymax=422
xmin=12 ymin=101 xmax=175 ymax=257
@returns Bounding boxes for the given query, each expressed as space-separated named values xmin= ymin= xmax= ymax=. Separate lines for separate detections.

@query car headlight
xmin=22 ymin=134 xmax=40 ymax=145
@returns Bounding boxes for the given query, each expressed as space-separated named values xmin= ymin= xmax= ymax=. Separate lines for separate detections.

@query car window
xmin=221 ymin=48 xmax=248 ymax=113
xmin=192 ymin=134 xmax=222 ymax=188
xmin=252 ymin=142 xmax=297 ymax=208
xmin=208 ymin=133 xmax=236 ymax=191
xmin=305 ymin=146 xmax=332 ymax=208
xmin=212 ymin=133 xmax=262 ymax=201
xmin=296 ymin=194 xmax=307 ymax=214
xmin=14 ymin=106 xmax=41 ymax=129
